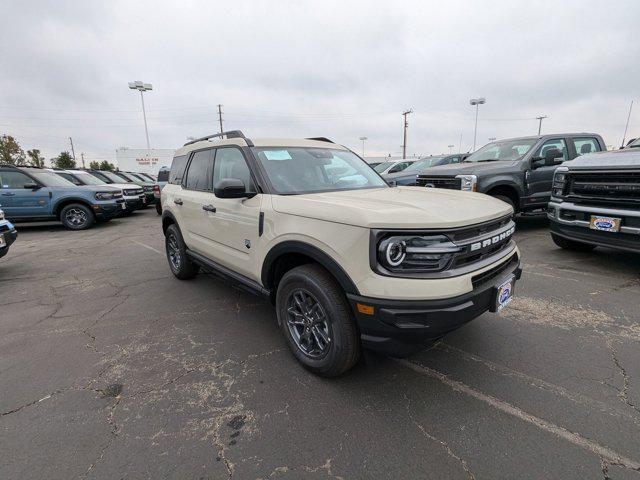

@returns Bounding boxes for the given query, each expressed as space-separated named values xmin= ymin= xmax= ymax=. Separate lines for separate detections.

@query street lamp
xmin=128 ymin=81 xmax=153 ymax=149
xmin=469 ymin=97 xmax=486 ymax=152
xmin=359 ymin=136 xmax=368 ymax=157
xmin=448 ymin=144 xmax=455 ymax=153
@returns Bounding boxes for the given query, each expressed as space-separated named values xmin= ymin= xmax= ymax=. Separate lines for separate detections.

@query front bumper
xmin=124 ymin=195 xmax=147 ymax=210
xmin=347 ymin=252 xmax=522 ymax=356
xmin=548 ymin=201 xmax=640 ymax=253
xmin=144 ymin=192 xmax=156 ymax=205
xmin=93 ymin=199 xmax=126 ymax=219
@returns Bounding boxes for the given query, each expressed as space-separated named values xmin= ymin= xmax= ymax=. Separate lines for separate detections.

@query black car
xmin=383 ymin=154 xmax=470 ymax=186
xmin=415 ymin=133 xmax=606 ymax=212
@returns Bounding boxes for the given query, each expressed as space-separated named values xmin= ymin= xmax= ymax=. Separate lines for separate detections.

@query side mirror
xmin=214 ymin=178 xmax=248 ymax=198
xmin=388 ymin=167 xmax=400 ymax=173
xmin=544 ymin=148 xmax=563 ymax=166
xmin=24 ymin=183 xmax=40 ymax=190
xmin=387 ymin=180 xmax=397 ymax=187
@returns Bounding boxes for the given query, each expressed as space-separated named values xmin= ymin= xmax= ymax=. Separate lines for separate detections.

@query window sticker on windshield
xmin=263 ymin=150 xmax=292 ymax=161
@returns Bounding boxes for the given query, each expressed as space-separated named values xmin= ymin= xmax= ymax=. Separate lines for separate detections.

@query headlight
xmin=377 ymin=234 xmax=462 ymax=273
xmin=95 ymin=191 xmax=119 ymax=200
xmin=552 ymin=168 xmax=568 ymax=197
xmin=455 ymin=174 xmax=477 ymax=191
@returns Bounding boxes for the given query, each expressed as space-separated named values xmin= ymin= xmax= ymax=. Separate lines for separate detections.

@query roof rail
xmin=0 ymin=163 xmax=23 ymax=169
xmin=307 ymin=137 xmax=335 ymax=144
xmin=183 ymin=130 xmax=251 ymax=146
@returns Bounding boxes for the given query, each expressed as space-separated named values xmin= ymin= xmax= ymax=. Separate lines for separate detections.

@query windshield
xmin=252 ymin=147 xmax=387 ymax=194
xmin=373 ymin=161 xmax=394 ymax=173
xmin=101 ymin=171 xmax=129 ymax=183
xmin=72 ymin=172 xmax=105 ymax=185
xmin=628 ymin=138 xmax=640 ymax=148
xmin=26 ymin=170 xmax=76 ymax=187
xmin=403 ymin=157 xmax=446 ymax=173
xmin=128 ymin=172 xmax=148 ymax=182
xmin=465 ymin=139 xmax=538 ymax=162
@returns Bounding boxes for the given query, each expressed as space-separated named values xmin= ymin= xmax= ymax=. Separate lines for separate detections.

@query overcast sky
xmin=1 ymin=0 xmax=639 ymax=164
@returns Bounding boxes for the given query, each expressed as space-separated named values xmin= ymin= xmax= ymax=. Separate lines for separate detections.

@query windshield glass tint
xmin=373 ymin=161 xmax=393 ymax=172
xmin=27 ymin=170 xmax=76 ymax=187
xmin=465 ymin=139 xmax=538 ymax=162
xmin=114 ymin=172 xmax=136 ymax=181
xmin=253 ymin=147 xmax=387 ymax=194
xmin=73 ymin=172 xmax=104 ymax=185
xmin=102 ymin=171 xmax=128 ymax=183
xmin=404 ymin=157 xmax=445 ymax=172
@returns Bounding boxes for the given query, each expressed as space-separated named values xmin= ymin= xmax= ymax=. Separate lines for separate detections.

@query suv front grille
xmin=124 ymin=188 xmax=144 ymax=196
xmin=416 ymin=176 xmax=461 ymax=190
xmin=471 ymin=252 xmax=519 ymax=288
xmin=566 ymin=171 xmax=640 ymax=206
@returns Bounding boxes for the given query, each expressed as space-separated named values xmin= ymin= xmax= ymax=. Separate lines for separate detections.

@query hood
xmin=271 ymin=187 xmax=512 ymax=229
xmin=425 ymin=160 xmax=518 ymax=176
xmin=110 ymin=183 xmax=142 ymax=189
xmin=563 ymin=150 xmax=640 ymax=170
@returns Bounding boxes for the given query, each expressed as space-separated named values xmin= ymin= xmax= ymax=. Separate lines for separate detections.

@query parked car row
xmin=0 ymin=164 xmax=158 ymax=231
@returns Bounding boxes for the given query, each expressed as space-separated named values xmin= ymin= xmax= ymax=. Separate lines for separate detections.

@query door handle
xmin=174 ymin=198 xmax=183 ymax=205
xmin=202 ymin=204 xmax=216 ymax=213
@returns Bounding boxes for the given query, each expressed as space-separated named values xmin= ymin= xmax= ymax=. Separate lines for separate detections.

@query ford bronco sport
xmin=161 ymin=131 xmax=522 ymax=376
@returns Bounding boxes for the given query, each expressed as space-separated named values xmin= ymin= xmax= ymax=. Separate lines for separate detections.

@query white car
xmin=373 ymin=160 xmax=415 ymax=175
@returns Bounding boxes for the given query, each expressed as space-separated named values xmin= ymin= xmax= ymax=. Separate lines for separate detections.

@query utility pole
xmin=128 ymin=81 xmax=153 ymax=149
xmin=359 ymin=136 xmax=367 ymax=157
xmin=458 ymin=133 xmax=463 ymax=153
xmin=69 ymin=137 xmax=76 ymax=163
xmin=448 ymin=144 xmax=454 ymax=153
xmin=536 ymin=116 xmax=548 ymax=135
xmin=80 ymin=152 xmax=85 ymax=169
xmin=217 ymin=104 xmax=224 ymax=134
xmin=469 ymin=98 xmax=486 ymax=151
xmin=402 ymin=109 xmax=413 ymax=159
xmin=621 ymin=100 xmax=634 ymax=148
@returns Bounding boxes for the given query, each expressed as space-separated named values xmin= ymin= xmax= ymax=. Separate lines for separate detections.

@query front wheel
xmin=60 ymin=203 xmax=95 ymax=230
xmin=165 ymin=224 xmax=199 ymax=279
xmin=276 ymin=264 xmax=360 ymax=377
xmin=551 ymin=233 xmax=596 ymax=252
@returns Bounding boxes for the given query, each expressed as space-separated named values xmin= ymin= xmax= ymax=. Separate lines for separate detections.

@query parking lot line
xmin=394 ymin=358 xmax=640 ymax=472
xmin=131 ymin=239 xmax=162 ymax=255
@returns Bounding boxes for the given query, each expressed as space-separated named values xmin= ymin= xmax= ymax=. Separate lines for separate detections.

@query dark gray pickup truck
xmin=547 ymin=148 xmax=640 ymax=253
xmin=415 ymin=133 xmax=606 ymax=213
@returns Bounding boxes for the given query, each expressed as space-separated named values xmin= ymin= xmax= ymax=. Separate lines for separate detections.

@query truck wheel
xmin=165 ymin=224 xmax=199 ymax=279
xmin=276 ymin=264 xmax=360 ymax=377
xmin=551 ymin=233 xmax=596 ymax=252
xmin=493 ymin=195 xmax=516 ymax=212
xmin=60 ymin=204 xmax=95 ymax=230
xmin=156 ymin=202 xmax=162 ymax=215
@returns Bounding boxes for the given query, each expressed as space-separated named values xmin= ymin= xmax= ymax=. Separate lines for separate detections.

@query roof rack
xmin=183 ymin=130 xmax=252 ymax=147
xmin=306 ymin=137 xmax=335 ymax=144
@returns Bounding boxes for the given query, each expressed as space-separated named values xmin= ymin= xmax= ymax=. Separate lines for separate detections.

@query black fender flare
xmin=161 ymin=210 xmax=178 ymax=233
xmin=52 ymin=197 xmax=95 ymax=217
xmin=261 ymin=241 xmax=360 ymax=295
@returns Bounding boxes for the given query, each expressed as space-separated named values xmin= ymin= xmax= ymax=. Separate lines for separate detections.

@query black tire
xmin=60 ymin=203 xmax=95 ymax=230
xmin=276 ymin=264 xmax=360 ymax=377
xmin=493 ymin=194 xmax=516 ymax=212
xmin=551 ymin=233 xmax=596 ymax=252
xmin=155 ymin=202 xmax=162 ymax=215
xmin=165 ymin=224 xmax=199 ymax=279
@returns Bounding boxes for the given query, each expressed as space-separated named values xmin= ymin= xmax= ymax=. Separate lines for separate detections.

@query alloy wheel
xmin=286 ymin=289 xmax=332 ymax=358
xmin=65 ymin=208 xmax=87 ymax=227
xmin=167 ymin=233 xmax=181 ymax=270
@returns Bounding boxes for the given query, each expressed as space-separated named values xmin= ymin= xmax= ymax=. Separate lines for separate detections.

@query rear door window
xmin=534 ymin=139 xmax=568 ymax=162
xmin=168 ymin=155 xmax=188 ymax=185
xmin=0 ymin=170 xmax=33 ymax=188
xmin=184 ymin=150 xmax=213 ymax=191
xmin=572 ymin=137 xmax=601 ymax=156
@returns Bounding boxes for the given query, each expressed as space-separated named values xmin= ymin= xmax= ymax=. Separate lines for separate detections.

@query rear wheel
xmin=551 ymin=233 xmax=596 ymax=252
xmin=60 ymin=203 xmax=95 ymax=230
xmin=165 ymin=224 xmax=199 ymax=279
xmin=276 ymin=264 xmax=360 ymax=377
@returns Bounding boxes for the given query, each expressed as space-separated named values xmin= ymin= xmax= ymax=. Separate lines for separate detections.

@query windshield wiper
xmin=466 ymin=158 xmax=499 ymax=163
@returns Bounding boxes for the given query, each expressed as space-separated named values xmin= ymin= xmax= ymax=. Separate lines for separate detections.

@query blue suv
xmin=0 ymin=165 xmax=126 ymax=230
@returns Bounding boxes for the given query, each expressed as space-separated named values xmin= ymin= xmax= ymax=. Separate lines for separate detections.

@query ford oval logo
xmin=499 ymin=284 xmax=512 ymax=304
xmin=594 ymin=220 xmax=613 ymax=229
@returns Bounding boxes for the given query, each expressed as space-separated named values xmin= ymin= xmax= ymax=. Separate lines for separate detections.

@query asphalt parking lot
xmin=1 ymin=208 xmax=639 ymax=480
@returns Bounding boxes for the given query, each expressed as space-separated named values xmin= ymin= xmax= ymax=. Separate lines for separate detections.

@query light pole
xmin=402 ymin=109 xmax=413 ymax=159
xmin=448 ymin=144 xmax=455 ymax=153
xmin=359 ymin=136 xmax=367 ymax=157
xmin=469 ymin=97 xmax=486 ymax=151
xmin=128 ymin=81 xmax=153 ymax=149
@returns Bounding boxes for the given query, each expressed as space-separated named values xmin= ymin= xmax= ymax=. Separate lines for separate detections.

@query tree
xmin=52 ymin=151 xmax=76 ymax=169
xmin=99 ymin=161 xmax=116 ymax=171
xmin=26 ymin=149 xmax=45 ymax=167
xmin=0 ymin=135 xmax=25 ymax=165
xmin=89 ymin=161 xmax=100 ymax=170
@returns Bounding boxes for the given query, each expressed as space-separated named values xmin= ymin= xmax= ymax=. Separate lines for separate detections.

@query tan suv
xmin=161 ymin=131 xmax=522 ymax=376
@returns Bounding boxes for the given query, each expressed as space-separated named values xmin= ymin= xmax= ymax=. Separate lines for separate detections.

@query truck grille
xmin=416 ymin=176 xmax=461 ymax=190
xmin=567 ymin=171 xmax=640 ymax=206
xmin=124 ymin=188 xmax=144 ymax=196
